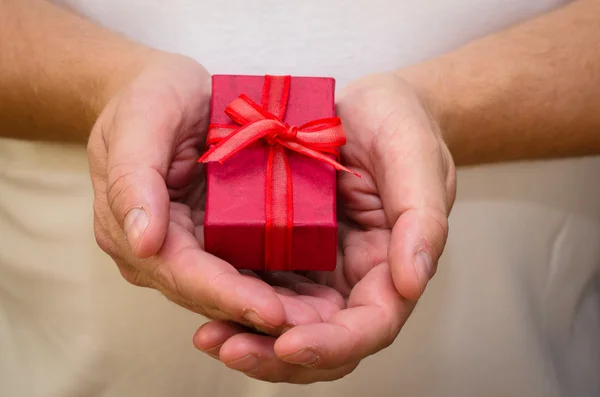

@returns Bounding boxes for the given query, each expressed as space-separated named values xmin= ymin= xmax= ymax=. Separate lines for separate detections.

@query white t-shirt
xmin=7 ymin=1 xmax=600 ymax=397
xmin=56 ymin=0 xmax=566 ymax=85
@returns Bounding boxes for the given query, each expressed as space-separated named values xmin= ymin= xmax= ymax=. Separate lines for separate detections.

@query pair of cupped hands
xmin=88 ymin=51 xmax=456 ymax=383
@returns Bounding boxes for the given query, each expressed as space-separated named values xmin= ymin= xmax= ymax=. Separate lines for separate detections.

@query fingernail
xmin=227 ymin=354 xmax=261 ymax=374
xmin=124 ymin=208 xmax=149 ymax=251
xmin=282 ymin=348 xmax=318 ymax=366
xmin=414 ymin=251 xmax=433 ymax=286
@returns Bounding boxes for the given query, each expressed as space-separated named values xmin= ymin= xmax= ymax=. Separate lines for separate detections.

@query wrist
xmin=91 ymin=45 xmax=160 ymax=121
xmin=394 ymin=60 xmax=458 ymax=148
xmin=395 ymin=55 xmax=496 ymax=167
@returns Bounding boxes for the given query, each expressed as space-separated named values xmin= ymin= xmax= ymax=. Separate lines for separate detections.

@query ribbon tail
xmin=203 ymin=125 xmax=237 ymax=148
xmin=264 ymin=144 xmax=293 ymax=271
xmin=280 ymin=141 xmax=361 ymax=177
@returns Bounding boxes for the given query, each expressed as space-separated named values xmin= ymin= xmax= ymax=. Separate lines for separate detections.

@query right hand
xmin=87 ymin=51 xmax=295 ymax=332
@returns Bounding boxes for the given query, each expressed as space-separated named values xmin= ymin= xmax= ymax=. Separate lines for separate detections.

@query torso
xmin=55 ymin=0 xmax=567 ymax=86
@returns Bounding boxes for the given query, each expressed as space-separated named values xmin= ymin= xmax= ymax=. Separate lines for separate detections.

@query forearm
xmin=400 ymin=0 xmax=600 ymax=166
xmin=0 ymin=0 xmax=153 ymax=142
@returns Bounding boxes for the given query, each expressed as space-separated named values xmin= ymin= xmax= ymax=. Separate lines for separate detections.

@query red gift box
xmin=201 ymin=74 xmax=356 ymax=272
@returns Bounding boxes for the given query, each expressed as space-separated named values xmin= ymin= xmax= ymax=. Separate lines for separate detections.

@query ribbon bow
xmin=199 ymin=75 xmax=358 ymax=270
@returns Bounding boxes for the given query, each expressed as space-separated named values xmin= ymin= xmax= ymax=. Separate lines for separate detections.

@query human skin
xmin=192 ymin=0 xmax=600 ymax=382
xmin=1 ymin=0 xmax=599 ymax=384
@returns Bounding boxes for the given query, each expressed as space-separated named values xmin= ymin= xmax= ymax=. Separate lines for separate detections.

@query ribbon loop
xmin=200 ymin=75 xmax=358 ymax=270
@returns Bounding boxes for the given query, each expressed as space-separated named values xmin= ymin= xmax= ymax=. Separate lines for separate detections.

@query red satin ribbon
xmin=199 ymin=75 xmax=358 ymax=271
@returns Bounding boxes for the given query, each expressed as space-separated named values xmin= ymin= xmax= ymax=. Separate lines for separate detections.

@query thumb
xmin=104 ymin=105 xmax=178 ymax=259
xmin=372 ymin=113 xmax=454 ymax=301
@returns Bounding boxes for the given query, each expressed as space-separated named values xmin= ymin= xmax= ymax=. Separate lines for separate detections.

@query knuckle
xmin=444 ymin=154 xmax=458 ymax=210
xmin=93 ymin=215 xmax=118 ymax=258
xmin=87 ymin=126 xmax=110 ymax=182
xmin=170 ymin=205 xmax=196 ymax=234
xmin=88 ymin=164 xmax=108 ymax=197
xmin=92 ymin=195 xmax=104 ymax=217
xmin=243 ymin=372 xmax=275 ymax=383
xmin=118 ymin=265 xmax=150 ymax=288
xmin=92 ymin=199 xmax=126 ymax=259
xmin=206 ymin=271 xmax=229 ymax=308
xmin=151 ymin=264 xmax=169 ymax=285
xmin=419 ymin=208 xmax=450 ymax=261
xmin=245 ymin=367 xmax=292 ymax=384
xmin=428 ymin=208 xmax=450 ymax=241
xmin=131 ymin=272 xmax=150 ymax=288
xmin=181 ymin=301 xmax=208 ymax=316
xmin=152 ymin=264 xmax=181 ymax=296
xmin=105 ymin=166 xmax=138 ymax=222
xmin=94 ymin=222 xmax=114 ymax=256
xmin=373 ymin=305 xmax=402 ymax=352
xmin=170 ymin=201 xmax=192 ymax=217
xmin=86 ymin=124 xmax=105 ymax=159
xmin=160 ymin=287 xmax=209 ymax=316
xmin=384 ymin=322 xmax=402 ymax=350
xmin=191 ymin=305 xmax=217 ymax=319
xmin=87 ymin=135 xmax=101 ymax=160
xmin=279 ymin=371 xmax=296 ymax=384
xmin=335 ymin=362 xmax=360 ymax=381
xmin=207 ymin=270 xmax=226 ymax=291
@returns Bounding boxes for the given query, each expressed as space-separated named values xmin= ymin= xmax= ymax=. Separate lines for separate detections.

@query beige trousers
xmin=1 ymin=137 xmax=599 ymax=397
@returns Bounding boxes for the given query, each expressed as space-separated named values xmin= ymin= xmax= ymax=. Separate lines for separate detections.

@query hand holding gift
xmin=89 ymin=53 xmax=300 ymax=332
xmin=194 ymin=72 xmax=456 ymax=382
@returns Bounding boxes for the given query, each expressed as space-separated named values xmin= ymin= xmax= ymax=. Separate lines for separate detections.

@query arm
xmin=0 ymin=0 xmax=152 ymax=142
xmin=1 ymin=0 xmax=291 ymax=343
xmin=399 ymin=0 xmax=600 ymax=166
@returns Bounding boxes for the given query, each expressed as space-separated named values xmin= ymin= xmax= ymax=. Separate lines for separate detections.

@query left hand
xmin=192 ymin=72 xmax=456 ymax=383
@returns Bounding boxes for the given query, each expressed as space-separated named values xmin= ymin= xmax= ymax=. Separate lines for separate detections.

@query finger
xmin=388 ymin=208 xmax=447 ymax=300
xmin=277 ymin=294 xmax=324 ymax=329
xmin=260 ymin=273 xmax=344 ymax=324
xmin=193 ymin=320 xmax=247 ymax=358
xmin=104 ymin=97 xmax=184 ymax=259
xmin=167 ymin=146 xmax=204 ymax=202
xmin=269 ymin=279 xmax=345 ymax=321
xmin=238 ymin=269 xmax=261 ymax=279
xmin=114 ymin=259 xmax=153 ymax=288
xmin=338 ymin=163 xmax=388 ymax=228
xmin=219 ymin=333 xmax=359 ymax=383
xmin=270 ymin=286 xmax=341 ymax=321
xmin=304 ymin=249 xmax=352 ymax=297
xmin=340 ymin=228 xmax=390 ymax=287
xmin=166 ymin=142 xmax=203 ymax=189
xmin=191 ymin=288 xmax=324 ymax=340
xmin=292 ymin=296 xmax=341 ymax=322
xmin=372 ymin=106 xmax=452 ymax=300
xmin=261 ymin=272 xmax=346 ymax=309
xmin=274 ymin=263 xmax=410 ymax=370
xmin=169 ymin=202 xmax=195 ymax=235
xmin=92 ymin=197 xmax=123 ymax=259
xmin=272 ymin=286 xmax=298 ymax=297
xmin=153 ymin=222 xmax=287 ymax=330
